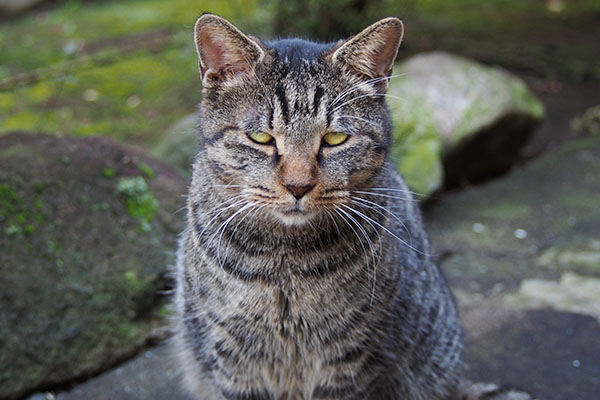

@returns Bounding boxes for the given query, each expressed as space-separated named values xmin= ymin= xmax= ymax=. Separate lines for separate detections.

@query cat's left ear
xmin=331 ymin=17 xmax=403 ymax=88
xmin=194 ymin=13 xmax=265 ymax=88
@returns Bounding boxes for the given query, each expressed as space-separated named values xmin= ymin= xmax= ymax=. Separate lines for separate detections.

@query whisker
xmin=336 ymin=206 xmax=379 ymax=301
xmin=366 ymin=187 xmax=429 ymax=198
xmin=330 ymin=73 xmax=411 ymax=107
xmin=203 ymin=184 xmax=243 ymax=188
xmin=333 ymin=207 xmax=371 ymax=277
xmin=350 ymin=197 xmax=412 ymax=247
xmin=196 ymin=198 xmax=248 ymax=243
xmin=336 ymin=114 xmax=379 ymax=129
xmin=332 ymin=93 xmax=407 ymax=115
xmin=214 ymin=202 xmax=257 ymax=267
xmin=350 ymin=190 xmax=419 ymax=203
xmin=340 ymin=203 xmax=428 ymax=256
xmin=323 ymin=208 xmax=341 ymax=236
xmin=222 ymin=203 xmax=264 ymax=262
xmin=345 ymin=203 xmax=385 ymax=301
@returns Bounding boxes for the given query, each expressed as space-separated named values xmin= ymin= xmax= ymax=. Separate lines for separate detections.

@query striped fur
xmin=172 ymin=15 xmax=526 ymax=400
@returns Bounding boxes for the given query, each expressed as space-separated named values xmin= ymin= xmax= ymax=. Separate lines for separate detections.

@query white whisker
xmin=330 ymin=73 xmax=411 ymax=107
xmin=214 ymin=202 xmax=257 ymax=267
xmin=350 ymin=190 xmax=419 ymax=203
xmin=340 ymin=203 xmax=428 ymax=256
xmin=336 ymin=206 xmax=380 ymax=303
xmin=332 ymin=93 xmax=406 ymax=115
xmin=350 ymin=196 xmax=413 ymax=247
xmin=333 ymin=207 xmax=371 ymax=278
xmin=196 ymin=198 xmax=248 ymax=242
xmin=367 ymin=187 xmax=429 ymax=198
xmin=336 ymin=114 xmax=379 ymax=129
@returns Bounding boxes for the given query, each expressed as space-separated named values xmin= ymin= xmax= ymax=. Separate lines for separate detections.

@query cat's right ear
xmin=194 ymin=14 xmax=265 ymax=88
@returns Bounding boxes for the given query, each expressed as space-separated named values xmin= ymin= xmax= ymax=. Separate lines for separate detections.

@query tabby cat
xmin=173 ymin=13 xmax=532 ymax=400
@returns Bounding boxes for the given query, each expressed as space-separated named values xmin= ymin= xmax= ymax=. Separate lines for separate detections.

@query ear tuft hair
xmin=332 ymin=17 xmax=404 ymax=82
xmin=194 ymin=14 xmax=265 ymax=88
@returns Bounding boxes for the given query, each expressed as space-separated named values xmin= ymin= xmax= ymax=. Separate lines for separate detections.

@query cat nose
xmin=279 ymin=155 xmax=318 ymax=199
xmin=285 ymin=183 xmax=315 ymax=200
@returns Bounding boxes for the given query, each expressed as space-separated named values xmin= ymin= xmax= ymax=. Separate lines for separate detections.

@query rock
xmin=32 ymin=344 xmax=193 ymax=400
xmin=424 ymin=136 xmax=600 ymax=397
xmin=426 ymin=135 xmax=600 ymax=292
xmin=504 ymin=272 xmax=600 ymax=323
xmin=0 ymin=133 xmax=186 ymax=400
xmin=150 ymin=113 xmax=198 ymax=177
xmin=464 ymin=309 xmax=600 ymax=400
xmin=388 ymin=52 xmax=545 ymax=195
xmin=571 ymin=105 xmax=600 ymax=136
xmin=0 ymin=0 xmax=44 ymax=16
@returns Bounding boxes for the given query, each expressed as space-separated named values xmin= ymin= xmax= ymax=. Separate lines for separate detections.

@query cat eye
xmin=322 ymin=132 xmax=349 ymax=146
xmin=248 ymin=132 xmax=274 ymax=144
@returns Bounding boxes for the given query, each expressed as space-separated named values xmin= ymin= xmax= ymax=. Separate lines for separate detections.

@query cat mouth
xmin=281 ymin=203 xmax=307 ymax=215
xmin=274 ymin=202 xmax=317 ymax=226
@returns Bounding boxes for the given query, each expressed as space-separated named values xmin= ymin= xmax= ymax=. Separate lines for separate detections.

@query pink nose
xmin=284 ymin=183 xmax=315 ymax=200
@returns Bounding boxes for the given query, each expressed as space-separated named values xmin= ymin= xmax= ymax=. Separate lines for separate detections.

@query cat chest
xmin=207 ymin=281 xmax=362 ymax=394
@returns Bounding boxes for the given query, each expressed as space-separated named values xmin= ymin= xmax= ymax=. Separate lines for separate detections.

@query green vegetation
xmin=117 ymin=176 xmax=159 ymax=232
xmin=0 ymin=0 xmax=264 ymax=147
xmin=403 ymin=0 xmax=600 ymax=81
xmin=1 ymin=0 xmax=597 ymax=153
xmin=270 ymin=0 xmax=415 ymax=40
xmin=0 ymin=180 xmax=44 ymax=237
xmin=102 ymin=167 xmax=116 ymax=178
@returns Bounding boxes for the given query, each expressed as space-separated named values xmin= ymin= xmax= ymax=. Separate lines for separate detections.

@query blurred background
xmin=1 ymin=1 xmax=599 ymax=399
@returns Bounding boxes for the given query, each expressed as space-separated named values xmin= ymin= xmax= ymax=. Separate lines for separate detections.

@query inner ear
xmin=194 ymin=14 xmax=265 ymax=87
xmin=332 ymin=17 xmax=404 ymax=81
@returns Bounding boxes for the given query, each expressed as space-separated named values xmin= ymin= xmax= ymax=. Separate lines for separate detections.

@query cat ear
xmin=332 ymin=17 xmax=403 ymax=84
xmin=194 ymin=14 xmax=265 ymax=88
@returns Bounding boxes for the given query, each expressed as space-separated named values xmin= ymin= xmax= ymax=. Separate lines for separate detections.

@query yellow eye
xmin=249 ymin=132 xmax=274 ymax=144
xmin=323 ymin=132 xmax=349 ymax=146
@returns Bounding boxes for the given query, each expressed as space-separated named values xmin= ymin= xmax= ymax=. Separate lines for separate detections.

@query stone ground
xmin=426 ymin=136 xmax=600 ymax=400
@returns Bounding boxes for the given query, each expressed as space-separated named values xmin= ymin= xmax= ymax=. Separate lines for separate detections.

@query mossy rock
xmin=389 ymin=52 xmax=545 ymax=195
xmin=150 ymin=113 xmax=198 ymax=176
xmin=426 ymin=135 xmax=600 ymax=294
xmin=0 ymin=133 xmax=186 ymax=399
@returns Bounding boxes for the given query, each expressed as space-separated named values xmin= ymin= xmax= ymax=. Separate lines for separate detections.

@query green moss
xmin=156 ymin=303 xmax=171 ymax=318
xmin=0 ymin=0 xmax=263 ymax=75
xmin=0 ymin=0 xmax=267 ymax=149
xmin=137 ymin=162 xmax=155 ymax=179
xmin=0 ymin=180 xmax=44 ymax=237
xmin=0 ymin=134 xmax=186 ymax=399
xmin=388 ymin=83 xmax=443 ymax=195
xmin=117 ymin=177 xmax=159 ymax=232
xmin=102 ymin=168 xmax=116 ymax=178
xmin=124 ymin=269 xmax=141 ymax=288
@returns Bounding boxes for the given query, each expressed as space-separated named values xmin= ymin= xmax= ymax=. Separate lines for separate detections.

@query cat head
xmin=193 ymin=14 xmax=403 ymax=226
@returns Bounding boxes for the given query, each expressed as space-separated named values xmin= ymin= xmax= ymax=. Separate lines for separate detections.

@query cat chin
xmin=272 ymin=210 xmax=316 ymax=227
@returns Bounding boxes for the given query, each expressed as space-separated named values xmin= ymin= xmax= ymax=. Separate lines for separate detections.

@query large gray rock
xmin=0 ymin=133 xmax=186 ymax=399
xmin=425 ymin=136 xmax=600 ymax=399
xmin=150 ymin=113 xmax=199 ymax=177
xmin=389 ymin=52 xmax=545 ymax=195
